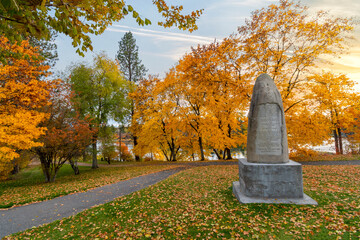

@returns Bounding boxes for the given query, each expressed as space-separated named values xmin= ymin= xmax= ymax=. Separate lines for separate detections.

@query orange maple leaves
xmin=131 ymin=0 xmax=359 ymax=160
xmin=0 ymin=36 xmax=52 ymax=179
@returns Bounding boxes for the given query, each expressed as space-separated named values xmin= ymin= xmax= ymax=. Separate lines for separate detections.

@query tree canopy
xmin=131 ymin=0 xmax=359 ymax=160
xmin=33 ymin=80 xmax=94 ymax=182
xmin=0 ymin=0 xmax=203 ymax=56
xmin=69 ymin=53 xmax=131 ymax=168
xmin=232 ymin=0 xmax=355 ymax=151
xmin=116 ymin=31 xmax=147 ymax=84
xmin=0 ymin=36 xmax=52 ymax=179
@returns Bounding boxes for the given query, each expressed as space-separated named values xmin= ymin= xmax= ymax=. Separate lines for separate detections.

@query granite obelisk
xmin=232 ymin=73 xmax=317 ymax=205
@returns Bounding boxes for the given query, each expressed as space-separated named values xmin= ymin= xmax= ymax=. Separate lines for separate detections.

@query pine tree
xmin=116 ymin=31 xmax=147 ymax=161
xmin=116 ymin=31 xmax=147 ymax=83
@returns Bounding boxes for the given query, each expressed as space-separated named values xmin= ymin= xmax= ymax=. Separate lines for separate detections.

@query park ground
xmin=1 ymin=157 xmax=359 ymax=239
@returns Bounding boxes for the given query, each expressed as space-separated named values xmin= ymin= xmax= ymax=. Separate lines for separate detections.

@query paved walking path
xmin=0 ymin=167 xmax=186 ymax=238
xmin=1 ymin=160 xmax=359 ymax=238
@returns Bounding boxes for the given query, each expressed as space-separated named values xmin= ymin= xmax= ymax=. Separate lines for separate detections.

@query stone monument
xmin=232 ymin=73 xmax=317 ymax=205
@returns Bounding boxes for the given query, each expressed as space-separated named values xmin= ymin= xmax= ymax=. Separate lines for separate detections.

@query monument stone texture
xmin=232 ymin=73 xmax=317 ymax=205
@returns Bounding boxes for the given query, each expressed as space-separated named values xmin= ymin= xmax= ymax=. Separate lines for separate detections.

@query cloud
xmin=206 ymin=0 xmax=276 ymax=10
xmin=107 ymin=25 xmax=215 ymax=45
xmin=305 ymin=0 xmax=360 ymax=16
xmin=143 ymin=46 xmax=192 ymax=61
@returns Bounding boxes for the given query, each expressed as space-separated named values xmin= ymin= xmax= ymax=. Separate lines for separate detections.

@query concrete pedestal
xmin=233 ymin=158 xmax=317 ymax=205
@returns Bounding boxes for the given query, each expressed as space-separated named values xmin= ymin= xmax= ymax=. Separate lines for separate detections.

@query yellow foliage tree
xmin=232 ymin=0 xmax=354 ymax=150
xmin=0 ymin=36 xmax=51 ymax=180
xmin=130 ymin=0 xmax=357 ymax=159
xmin=131 ymin=42 xmax=250 ymax=161
xmin=174 ymin=43 xmax=249 ymax=160
xmin=131 ymin=75 xmax=183 ymax=161
xmin=308 ymin=72 xmax=360 ymax=154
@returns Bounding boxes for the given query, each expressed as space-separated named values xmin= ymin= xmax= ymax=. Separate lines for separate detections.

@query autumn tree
xmin=131 ymin=41 xmax=250 ymax=161
xmin=117 ymin=141 xmax=132 ymax=161
xmin=131 ymin=75 xmax=183 ymax=161
xmin=0 ymin=36 xmax=51 ymax=180
xmin=131 ymin=42 xmax=249 ymax=161
xmin=0 ymin=0 xmax=203 ymax=57
xmin=308 ymin=72 xmax=360 ymax=154
xmin=116 ymin=31 xmax=147 ymax=161
xmin=174 ymin=43 xmax=248 ymax=160
xmin=131 ymin=0 xmax=356 ymax=159
xmin=33 ymin=80 xmax=94 ymax=182
xmin=232 ymin=0 xmax=354 ymax=150
xmin=345 ymin=104 xmax=360 ymax=153
xmin=69 ymin=53 xmax=131 ymax=168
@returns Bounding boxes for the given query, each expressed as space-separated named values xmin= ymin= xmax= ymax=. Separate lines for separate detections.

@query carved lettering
xmin=255 ymin=104 xmax=282 ymax=155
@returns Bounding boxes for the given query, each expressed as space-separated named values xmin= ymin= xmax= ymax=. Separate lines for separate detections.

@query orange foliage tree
xmin=117 ymin=140 xmax=133 ymax=162
xmin=174 ymin=43 xmax=249 ymax=160
xmin=33 ymin=80 xmax=94 ymax=182
xmin=131 ymin=75 xmax=183 ymax=161
xmin=0 ymin=36 xmax=51 ymax=180
xmin=131 ymin=0 xmax=356 ymax=159
xmin=346 ymin=105 xmax=360 ymax=153
xmin=231 ymin=0 xmax=354 ymax=151
xmin=131 ymin=42 xmax=249 ymax=161
xmin=308 ymin=72 xmax=360 ymax=154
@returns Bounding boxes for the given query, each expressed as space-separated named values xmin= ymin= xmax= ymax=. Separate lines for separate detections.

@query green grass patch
xmin=7 ymin=165 xmax=360 ymax=239
xmin=292 ymin=153 xmax=360 ymax=162
xmin=0 ymin=164 xmax=179 ymax=208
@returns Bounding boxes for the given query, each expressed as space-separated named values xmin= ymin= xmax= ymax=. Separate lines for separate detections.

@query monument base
xmin=233 ymin=159 xmax=317 ymax=205
xmin=233 ymin=181 xmax=317 ymax=205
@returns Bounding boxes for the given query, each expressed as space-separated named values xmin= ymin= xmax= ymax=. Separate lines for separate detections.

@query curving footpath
xmin=1 ymin=160 xmax=359 ymax=238
xmin=0 ymin=167 xmax=186 ymax=238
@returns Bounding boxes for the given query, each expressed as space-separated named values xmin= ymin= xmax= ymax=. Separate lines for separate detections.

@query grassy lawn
xmin=6 ymin=165 xmax=359 ymax=239
xmin=0 ymin=164 xmax=180 ymax=208
xmin=292 ymin=154 xmax=360 ymax=162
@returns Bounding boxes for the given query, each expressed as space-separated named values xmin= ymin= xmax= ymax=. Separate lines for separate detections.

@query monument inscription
xmin=255 ymin=104 xmax=282 ymax=155
xmin=247 ymin=74 xmax=288 ymax=163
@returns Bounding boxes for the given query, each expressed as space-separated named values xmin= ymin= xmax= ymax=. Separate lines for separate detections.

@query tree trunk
xmin=49 ymin=171 xmax=58 ymax=182
xmin=213 ymin=149 xmax=222 ymax=160
xmin=171 ymin=150 xmax=175 ymax=162
xmin=162 ymin=149 xmax=170 ymax=161
xmin=133 ymin=135 xmax=140 ymax=161
xmin=333 ymin=129 xmax=340 ymax=154
xmin=337 ymin=128 xmax=343 ymax=154
xmin=42 ymin=163 xmax=57 ymax=182
xmin=198 ymin=137 xmax=205 ymax=161
xmin=225 ymin=148 xmax=232 ymax=160
xmin=225 ymin=124 xmax=233 ymax=160
xmin=11 ymin=162 xmax=20 ymax=175
xmin=82 ymin=149 xmax=87 ymax=162
xmin=131 ymin=99 xmax=140 ymax=162
xmin=92 ymin=136 xmax=98 ymax=169
xmin=119 ymin=127 xmax=122 ymax=161
xmin=39 ymin=154 xmax=51 ymax=182
xmin=68 ymin=158 xmax=80 ymax=175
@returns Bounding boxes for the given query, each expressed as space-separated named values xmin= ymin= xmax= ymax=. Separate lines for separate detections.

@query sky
xmin=53 ymin=0 xmax=360 ymax=89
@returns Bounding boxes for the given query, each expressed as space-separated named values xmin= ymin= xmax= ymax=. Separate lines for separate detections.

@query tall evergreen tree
xmin=116 ymin=31 xmax=147 ymax=161
xmin=116 ymin=31 xmax=147 ymax=83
